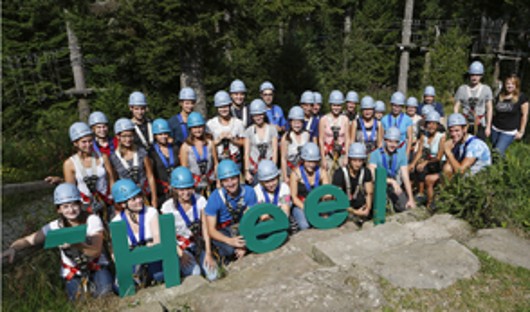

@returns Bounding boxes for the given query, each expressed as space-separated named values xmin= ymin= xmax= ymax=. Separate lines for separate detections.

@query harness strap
xmin=62 ymin=258 xmax=101 ymax=281
xmin=133 ymin=121 xmax=153 ymax=149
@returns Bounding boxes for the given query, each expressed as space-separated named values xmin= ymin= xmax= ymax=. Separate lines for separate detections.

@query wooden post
xmin=398 ymin=0 xmax=414 ymax=94
xmin=493 ymin=19 xmax=509 ymax=85
xmin=180 ymin=47 xmax=207 ymax=118
xmin=65 ymin=11 xmax=90 ymax=122
xmin=422 ymin=25 xmax=440 ymax=85
xmin=343 ymin=7 xmax=352 ymax=74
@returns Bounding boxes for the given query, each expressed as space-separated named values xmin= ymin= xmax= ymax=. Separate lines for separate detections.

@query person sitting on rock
xmin=204 ymin=159 xmax=257 ymax=262
xmin=332 ymin=143 xmax=374 ymax=224
xmin=369 ymin=127 xmax=416 ymax=212
xmin=2 ymin=183 xmax=113 ymax=301
xmin=253 ymin=160 xmax=298 ymax=234
xmin=290 ymin=142 xmax=330 ymax=231
xmin=160 ymin=167 xmax=218 ymax=281
xmin=443 ymin=113 xmax=492 ymax=178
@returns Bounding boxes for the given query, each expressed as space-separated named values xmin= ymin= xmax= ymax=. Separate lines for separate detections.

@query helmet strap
xmin=125 ymin=203 xmax=139 ymax=224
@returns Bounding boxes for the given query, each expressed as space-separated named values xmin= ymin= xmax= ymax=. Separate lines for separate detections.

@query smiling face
xmin=384 ymin=138 xmax=399 ymax=153
xmin=155 ymin=132 xmax=169 ymax=145
xmin=175 ymin=187 xmax=194 ymax=203
xmin=303 ymin=160 xmax=318 ymax=174
xmin=57 ymin=202 xmax=82 ymax=221
xmin=362 ymin=108 xmax=374 ymax=120
xmin=231 ymin=92 xmax=245 ymax=106
xmin=126 ymin=194 xmax=144 ymax=212
xmin=423 ymin=95 xmax=434 ymax=104
xmin=406 ymin=106 xmax=417 ymax=117
xmin=261 ymin=90 xmax=274 ymax=106
xmin=346 ymin=101 xmax=356 ymax=113
xmin=312 ymin=103 xmax=321 ymax=115
xmin=261 ymin=177 xmax=279 ymax=193
xmin=92 ymin=124 xmax=108 ymax=139
xmin=74 ymin=135 xmax=94 ymax=154
xmin=349 ymin=158 xmax=364 ymax=171
xmin=180 ymin=100 xmax=195 ymax=114
xmin=449 ymin=125 xmax=466 ymax=143
xmin=331 ymin=104 xmax=342 ymax=115
xmin=190 ymin=125 xmax=205 ymax=138
xmin=118 ymin=130 xmax=135 ymax=148
xmin=217 ymin=105 xmax=231 ymax=118
xmin=504 ymin=78 xmax=517 ymax=94
xmin=290 ymin=119 xmax=303 ymax=133
xmin=221 ymin=175 xmax=240 ymax=196
xmin=301 ymin=103 xmax=312 ymax=117
xmin=252 ymin=114 xmax=265 ymax=126
xmin=130 ymin=105 xmax=147 ymax=121
xmin=426 ymin=121 xmax=438 ymax=135
xmin=391 ymin=104 xmax=402 ymax=116
xmin=469 ymin=74 xmax=482 ymax=86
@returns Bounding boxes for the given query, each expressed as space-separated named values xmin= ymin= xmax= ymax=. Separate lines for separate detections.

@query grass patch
xmin=380 ymin=249 xmax=530 ymax=311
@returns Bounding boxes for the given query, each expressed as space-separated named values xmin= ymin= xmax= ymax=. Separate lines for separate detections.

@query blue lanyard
xmin=153 ymin=143 xmax=175 ymax=169
xmin=93 ymin=138 xmax=115 ymax=156
xmin=261 ymin=185 xmax=280 ymax=205
xmin=300 ymin=165 xmax=320 ymax=192
xmin=175 ymin=195 xmax=198 ymax=228
xmin=177 ymin=114 xmax=188 ymax=139
xmin=380 ymin=148 xmax=398 ymax=178
xmin=191 ymin=144 xmax=208 ymax=163
xmin=386 ymin=113 xmax=404 ymax=128
xmin=359 ymin=119 xmax=376 ymax=143
xmin=121 ymin=206 xmax=145 ymax=247
xmin=455 ymin=136 xmax=477 ymax=162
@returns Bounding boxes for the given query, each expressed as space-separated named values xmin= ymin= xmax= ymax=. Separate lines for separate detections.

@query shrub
xmin=437 ymin=142 xmax=530 ymax=233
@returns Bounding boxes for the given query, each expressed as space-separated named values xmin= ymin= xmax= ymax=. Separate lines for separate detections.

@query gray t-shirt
xmin=110 ymin=147 xmax=149 ymax=192
xmin=455 ymin=83 xmax=493 ymax=126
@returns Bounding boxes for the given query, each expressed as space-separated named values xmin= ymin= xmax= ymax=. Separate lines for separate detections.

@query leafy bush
xmin=438 ymin=142 xmax=530 ymax=233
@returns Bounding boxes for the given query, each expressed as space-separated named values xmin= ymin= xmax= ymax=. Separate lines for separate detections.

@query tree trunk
xmin=493 ymin=19 xmax=509 ymax=85
xmin=422 ymin=25 xmax=440 ymax=85
xmin=65 ymin=11 xmax=90 ymax=122
xmin=343 ymin=7 xmax=352 ymax=74
xmin=180 ymin=46 xmax=207 ymax=118
xmin=398 ymin=0 xmax=414 ymax=94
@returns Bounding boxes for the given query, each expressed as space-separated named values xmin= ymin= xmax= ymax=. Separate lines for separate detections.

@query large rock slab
xmin=312 ymin=222 xmax=415 ymax=266
xmin=404 ymin=213 xmax=473 ymax=242
xmin=367 ymin=239 xmax=480 ymax=289
xmin=467 ymin=228 xmax=530 ymax=270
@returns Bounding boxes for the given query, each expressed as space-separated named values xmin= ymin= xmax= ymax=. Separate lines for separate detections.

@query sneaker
xmin=415 ymin=193 xmax=427 ymax=205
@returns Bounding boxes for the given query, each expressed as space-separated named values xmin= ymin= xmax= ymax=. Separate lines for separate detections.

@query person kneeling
xmin=161 ymin=167 xmax=218 ymax=281
xmin=204 ymin=159 xmax=257 ymax=263
xmin=369 ymin=127 xmax=416 ymax=212
xmin=332 ymin=143 xmax=374 ymax=225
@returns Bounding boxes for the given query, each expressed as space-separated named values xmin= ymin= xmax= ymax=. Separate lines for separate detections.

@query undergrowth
xmin=437 ymin=142 xmax=530 ymax=233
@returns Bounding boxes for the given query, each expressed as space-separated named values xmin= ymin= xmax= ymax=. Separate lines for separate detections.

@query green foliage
xmin=438 ymin=142 xmax=530 ymax=233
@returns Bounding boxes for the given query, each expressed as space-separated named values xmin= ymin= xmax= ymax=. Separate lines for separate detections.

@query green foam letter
xmin=373 ymin=167 xmax=387 ymax=225
xmin=44 ymin=225 xmax=87 ymax=249
xmin=239 ymin=203 xmax=289 ymax=254
xmin=110 ymin=214 xmax=180 ymax=297
xmin=304 ymin=184 xmax=349 ymax=229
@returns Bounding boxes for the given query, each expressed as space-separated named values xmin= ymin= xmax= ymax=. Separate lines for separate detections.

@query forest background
xmin=3 ymin=0 xmax=530 ymax=182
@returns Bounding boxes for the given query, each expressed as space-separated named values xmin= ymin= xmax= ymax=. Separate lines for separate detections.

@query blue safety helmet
xmin=300 ymin=90 xmax=315 ymax=104
xmin=447 ymin=113 xmax=467 ymax=128
xmin=348 ymin=142 xmax=367 ymax=159
xmin=329 ymin=90 xmax=345 ymax=105
xmin=114 ymin=118 xmax=135 ymax=135
xmin=170 ymin=167 xmax=195 ymax=189
xmin=390 ymin=91 xmax=406 ymax=105
xmin=187 ymin=112 xmax=205 ymax=128
xmin=112 ymin=179 xmax=142 ymax=203
xmin=230 ymin=79 xmax=247 ymax=93
xmin=468 ymin=61 xmax=484 ymax=75
xmin=260 ymin=81 xmax=275 ymax=92
xmin=301 ymin=142 xmax=321 ymax=161
xmin=424 ymin=86 xmax=436 ymax=97
xmin=346 ymin=91 xmax=359 ymax=103
xmin=129 ymin=91 xmax=147 ymax=106
xmin=152 ymin=118 xmax=171 ymax=135
xmin=88 ymin=111 xmax=109 ymax=127
xmin=249 ymin=99 xmax=267 ymax=115
xmin=288 ymin=106 xmax=305 ymax=120
xmin=360 ymin=96 xmax=376 ymax=110
xmin=257 ymin=160 xmax=280 ymax=182
xmin=54 ymin=183 xmax=81 ymax=205
xmin=69 ymin=122 xmax=92 ymax=142
xmin=217 ymin=159 xmax=241 ymax=180
xmin=384 ymin=127 xmax=401 ymax=141
xmin=179 ymin=87 xmax=197 ymax=101
xmin=214 ymin=90 xmax=232 ymax=107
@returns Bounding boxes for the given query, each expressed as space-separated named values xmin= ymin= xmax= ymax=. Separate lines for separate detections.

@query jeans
xmin=491 ymin=128 xmax=515 ymax=157
xmin=65 ymin=267 xmax=113 ymax=301
xmin=211 ymin=226 xmax=236 ymax=264
xmin=180 ymin=248 xmax=218 ymax=281
xmin=291 ymin=207 xmax=310 ymax=230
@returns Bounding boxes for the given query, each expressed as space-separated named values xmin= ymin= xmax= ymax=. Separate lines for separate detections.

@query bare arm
xmin=179 ymin=143 xmax=189 ymax=167
xmin=63 ymin=159 xmax=76 ymax=184
xmin=280 ymin=135 xmax=289 ymax=182
xmin=517 ymin=102 xmax=529 ymax=140
xmin=144 ymin=157 xmax=158 ymax=208
xmin=149 ymin=212 xmax=161 ymax=246
xmin=2 ymin=229 xmax=46 ymax=263
xmin=399 ymin=166 xmax=416 ymax=208
xmin=102 ymin=154 xmax=115 ymax=187
xmin=290 ymin=169 xmax=303 ymax=209
xmin=272 ymin=136 xmax=278 ymax=165
xmin=350 ymin=120 xmax=358 ymax=143
xmin=376 ymin=121 xmax=384 ymax=148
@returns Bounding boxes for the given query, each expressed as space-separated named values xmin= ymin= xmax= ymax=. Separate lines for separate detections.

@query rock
xmin=404 ymin=213 xmax=473 ymax=242
xmin=385 ymin=208 xmax=431 ymax=224
xmin=467 ymin=228 xmax=530 ymax=270
xmin=365 ymin=239 xmax=480 ymax=289
xmin=121 ymin=275 xmax=208 ymax=312
xmin=312 ymin=222 xmax=415 ymax=266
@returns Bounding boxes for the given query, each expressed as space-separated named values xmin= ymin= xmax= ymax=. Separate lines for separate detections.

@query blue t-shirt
xmin=266 ymin=105 xmax=287 ymax=132
xmin=455 ymin=135 xmax=492 ymax=176
xmin=369 ymin=147 xmax=408 ymax=178
xmin=205 ymin=185 xmax=257 ymax=224
xmin=381 ymin=113 xmax=413 ymax=143
xmin=418 ymin=102 xmax=445 ymax=117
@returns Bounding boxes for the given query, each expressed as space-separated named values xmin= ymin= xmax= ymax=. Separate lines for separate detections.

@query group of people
xmin=2 ymin=61 xmax=527 ymax=301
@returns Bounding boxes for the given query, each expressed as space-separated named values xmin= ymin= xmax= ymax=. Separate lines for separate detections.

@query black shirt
xmin=332 ymin=166 xmax=373 ymax=206
xmin=149 ymin=144 xmax=180 ymax=200
xmin=493 ymin=92 xmax=528 ymax=131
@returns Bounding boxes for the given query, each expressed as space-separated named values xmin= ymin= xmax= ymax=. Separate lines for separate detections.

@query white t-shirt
xmin=206 ymin=116 xmax=246 ymax=158
xmin=42 ymin=214 xmax=108 ymax=279
xmin=160 ymin=194 xmax=207 ymax=249
xmin=254 ymin=182 xmax=292 ymax=208
xmin=111 ymin=206 xmax=158 ymax=247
